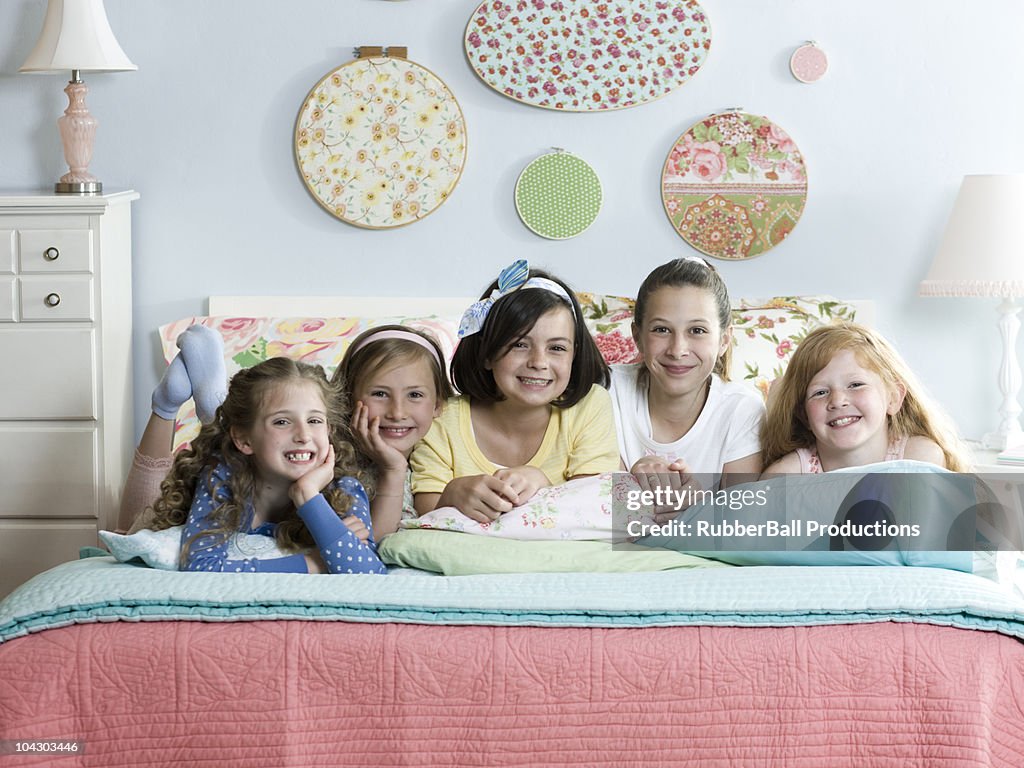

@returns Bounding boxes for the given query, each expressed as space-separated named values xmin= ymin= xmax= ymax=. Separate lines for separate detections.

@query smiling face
xmin=486 ymin=306 xmax=575 ymax=411
xmin=353 ymin=356 xmax=441 ymax=457
xmin=232 ymin=380 xmax=331 ymax=487
xmin=803 ymin=348 xmax=905 ymax=467
xmin=632 ymin=285 xmax=731 ymax=401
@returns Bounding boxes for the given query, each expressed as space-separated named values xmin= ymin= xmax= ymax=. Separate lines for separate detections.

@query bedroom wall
xmin=1 ymin=0 xmax=1022 ymax=445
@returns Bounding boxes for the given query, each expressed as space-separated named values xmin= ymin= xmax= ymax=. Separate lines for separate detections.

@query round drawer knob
xmin=44 ymin=292 xmax=61 ymax=307
xmin=43 ymin=247 xmax=60 ymax=261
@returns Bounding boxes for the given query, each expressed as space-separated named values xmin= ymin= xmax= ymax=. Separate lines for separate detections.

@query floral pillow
xmin=578 ymin=292 xmax=858 ymax=400
xmin=399 ymin=472 xmax=669 ymax=542
xmin=159 ymin=295 xmax=856 ymax=449
xmin=159 ymin=314 xmax=461 ymax=450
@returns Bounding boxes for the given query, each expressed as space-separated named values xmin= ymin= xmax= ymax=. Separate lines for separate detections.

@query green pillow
xmin=379 ymin=529 xmax=727 ymax=576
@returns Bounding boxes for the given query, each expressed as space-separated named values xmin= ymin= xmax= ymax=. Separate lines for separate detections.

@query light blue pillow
xmin=636 ymin=461 xmax=994 ymax=574
xmin=99 ymin=526 xmax=289 ymax=570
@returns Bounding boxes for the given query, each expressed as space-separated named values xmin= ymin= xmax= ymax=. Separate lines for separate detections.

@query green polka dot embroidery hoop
xmin=514 ymin=150 xmax=602 ymax=239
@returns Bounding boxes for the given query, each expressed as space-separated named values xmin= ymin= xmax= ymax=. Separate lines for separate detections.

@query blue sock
xmin=176 ymin=325 xmax=227 ymax=424
xmin=151 ymin=355 xmax=191 ymax=420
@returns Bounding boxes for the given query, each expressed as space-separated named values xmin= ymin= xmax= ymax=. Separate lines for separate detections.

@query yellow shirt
xmin=410 ymin=384 xmax=619 ymax=494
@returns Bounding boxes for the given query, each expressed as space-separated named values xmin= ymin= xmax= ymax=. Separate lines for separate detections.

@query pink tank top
xmin=796 ymin=435 xmax=909 ymax=474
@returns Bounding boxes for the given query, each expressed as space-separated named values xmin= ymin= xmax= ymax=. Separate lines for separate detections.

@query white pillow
xmin=100 ymin=526 xmax=289 ymax=570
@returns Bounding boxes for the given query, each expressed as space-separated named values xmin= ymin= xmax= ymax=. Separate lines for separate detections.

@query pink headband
xmin=350 ymin=329 xmax=443 ymax=370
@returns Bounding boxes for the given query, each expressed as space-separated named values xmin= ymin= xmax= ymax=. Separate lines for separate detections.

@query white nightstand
xmin=0 ymin=190 xmax=138 ymax=597
xmin=968 ymin=442 xmax=1024 ymax=474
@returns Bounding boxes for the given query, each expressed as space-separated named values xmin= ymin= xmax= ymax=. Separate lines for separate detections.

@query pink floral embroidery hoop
xmin=294 ymin=53 xmax=467 ymax=229
xmin=464 ymin=0 xmax=712 ymax=112
xmin=660 ymin=111 xmax=808 ymax=260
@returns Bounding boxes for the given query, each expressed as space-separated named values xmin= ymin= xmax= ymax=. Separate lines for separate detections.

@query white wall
xmin=2 ymin=0 xmax=1023 ymax=443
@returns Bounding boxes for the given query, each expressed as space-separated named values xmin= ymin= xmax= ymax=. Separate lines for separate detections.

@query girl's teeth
xmin=830 ymin=417 xmax=858 ymax=427
xmin=286 ymin=451 xmax=312 ymax=461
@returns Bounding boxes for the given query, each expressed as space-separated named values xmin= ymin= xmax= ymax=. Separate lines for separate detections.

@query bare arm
xmin=903 ymin=436 xmax=947 ymax=468
xmin=722 ymin=452 xmax=763 ymax=487
xmin=759 ymin=451 xmax=803 ymax=479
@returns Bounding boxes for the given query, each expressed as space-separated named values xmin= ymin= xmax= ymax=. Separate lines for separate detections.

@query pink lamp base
xmin=55 ymin=79 xmax=102 ymax=194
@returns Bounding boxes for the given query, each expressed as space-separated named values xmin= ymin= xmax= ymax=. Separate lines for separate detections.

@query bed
xmin=3 ymin=292 xmax=1024 ymax=768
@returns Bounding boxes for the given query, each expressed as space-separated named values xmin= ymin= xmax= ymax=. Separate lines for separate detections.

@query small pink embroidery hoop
xmin=790 ymin=42 xmax=828 ymax=83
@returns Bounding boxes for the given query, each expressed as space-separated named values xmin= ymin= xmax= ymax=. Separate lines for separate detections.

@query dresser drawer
xmin=0 ymin=427 xmax=98 ymax=519
xmin=20 ymin=275 xmax=94 ymax=321
xmin=0 ymin=277 xmax=13 ymax=322
xmin=0 ymin=328 xmax=96 ymax=418
xmin=0 ymin=230 xmax=12 ymax=273
xmin=0 ymin=520 xmax=99 ymax=598
xmin=18 ymin=229 xmax=93 ymax=273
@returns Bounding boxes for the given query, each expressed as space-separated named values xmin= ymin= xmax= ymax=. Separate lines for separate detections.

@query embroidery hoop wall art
xmin=465 ymin=0 xmax=711 ymax=111
xmin=661 ymin=111 xmax=808 ymax=260
xmin=515 ymin=150 xmax=602 ymax=239
xmin=294 ymin=47 xmax=467 ymax=229
xmin=790 ymin=42 xmax=828 ymax=83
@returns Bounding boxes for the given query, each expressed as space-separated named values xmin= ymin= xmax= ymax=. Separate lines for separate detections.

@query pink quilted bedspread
xmin=2 ymin=619 xmax=1024 ymax=767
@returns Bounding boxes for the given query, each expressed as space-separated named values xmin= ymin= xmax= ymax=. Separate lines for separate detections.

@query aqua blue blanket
xmin=3 ymin=555 xmax=1024 ymax=644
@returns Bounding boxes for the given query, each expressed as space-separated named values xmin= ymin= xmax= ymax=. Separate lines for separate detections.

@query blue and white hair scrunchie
xmin=458 ymin=259 xmax=577 ymax=338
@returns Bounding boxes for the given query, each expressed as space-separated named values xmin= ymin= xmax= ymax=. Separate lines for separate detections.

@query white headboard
xmin=208 ymin=295 xmax=875 ymax=326
xmin=208 ymin=296 xmax=473 ymax=318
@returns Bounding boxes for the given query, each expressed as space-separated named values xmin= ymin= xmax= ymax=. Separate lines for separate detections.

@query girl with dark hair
xmin=411 ymin=259 xmax=618 ymax=523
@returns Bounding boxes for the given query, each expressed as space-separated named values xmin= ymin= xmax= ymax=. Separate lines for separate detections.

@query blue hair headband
xmin=458 ymin=259 xmax=577 ymax=338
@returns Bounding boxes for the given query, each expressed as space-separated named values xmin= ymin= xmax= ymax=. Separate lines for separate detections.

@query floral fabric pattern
xmin=159 ymin=314 xmax=461 ymax=450
xmin=661 ymin=112 xmax=808 ymax=259
xmin=402 ymin=473 xmax=623 ymax=540
xmin=465 ymin=0 xmax=711 ymax=111
xmin=576 ymin=292 xmax=857 ymax=400
xmin=295 ymin=56 xmax=466 ymax=229
xmin=160 ymin=295 xmax=855 ymax=451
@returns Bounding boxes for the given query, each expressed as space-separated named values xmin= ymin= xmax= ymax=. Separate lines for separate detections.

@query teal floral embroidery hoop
xmin=294 ymin=52 xmax=467 ymax=229
xmin=515 ymin=150 xmax=603 ymax=239
xmin=661 ymin=111 xmax=808 ymax=259
xmin=465 ymin=0 xmax=712 ymax=111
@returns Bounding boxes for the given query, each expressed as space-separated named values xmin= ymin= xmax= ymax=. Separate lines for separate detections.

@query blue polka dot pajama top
xmin=180 ymin=460 xmax=386 ymax=574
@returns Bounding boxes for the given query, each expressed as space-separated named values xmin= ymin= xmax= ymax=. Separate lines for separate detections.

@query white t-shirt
xmin=609 ymin=365 xmax=764 ymax=480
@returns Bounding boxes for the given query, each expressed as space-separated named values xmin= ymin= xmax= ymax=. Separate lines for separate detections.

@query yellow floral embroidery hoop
xmin=294 ymin=49 xmax=468 ymax=229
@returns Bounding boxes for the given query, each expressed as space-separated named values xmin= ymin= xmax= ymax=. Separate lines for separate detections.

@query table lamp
xmin=19 ymin=0 xmax=136 ymax=194
xmin=920 ymin=174 xmax=1024 ymax=450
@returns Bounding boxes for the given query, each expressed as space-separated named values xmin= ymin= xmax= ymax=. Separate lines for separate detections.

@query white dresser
xmin=0 ymin=190 xmax=138 ymax=597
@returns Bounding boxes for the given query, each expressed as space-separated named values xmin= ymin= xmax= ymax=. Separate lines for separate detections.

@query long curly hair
xmin=761 ymin=322 xmax=969 ymax=471
xmin=147 ymin=357 xmax=369 ymax=565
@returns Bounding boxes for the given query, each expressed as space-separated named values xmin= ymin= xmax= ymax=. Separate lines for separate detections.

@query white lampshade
xmin=920 ymin=174 xmax=1024 ymax=298
xmin=19 ymin=0 xmax=136 ymax=73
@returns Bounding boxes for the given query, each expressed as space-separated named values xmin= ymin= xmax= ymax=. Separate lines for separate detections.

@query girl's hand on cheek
xmin=493 ymin=466 xmax=549 ymax=504
xmin=290 ymin=445 xmax=336 ymax=508
xmin=441 ymin=475 xmax=518 ymax=523
xmin=352 ymin=402 xmax=409 ymax=470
